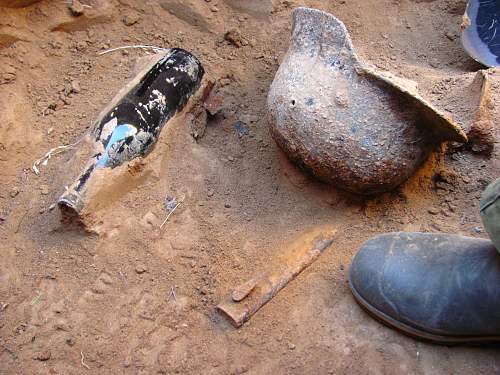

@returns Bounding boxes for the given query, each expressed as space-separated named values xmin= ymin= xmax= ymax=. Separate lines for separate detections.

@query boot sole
xmin=348 ymin=275 xmax=500 ymax=345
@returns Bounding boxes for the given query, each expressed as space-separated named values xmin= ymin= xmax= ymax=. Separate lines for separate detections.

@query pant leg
xmin=480 ymin=177 xmax=500 ymax=254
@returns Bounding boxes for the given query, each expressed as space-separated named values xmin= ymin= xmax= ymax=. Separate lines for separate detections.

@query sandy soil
xmin=1 ymin=0 xmax=500 ymax=374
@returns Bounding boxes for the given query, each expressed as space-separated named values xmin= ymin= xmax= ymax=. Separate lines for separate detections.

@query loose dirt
xmin=0 ymin=0 xmax=499 ymax=374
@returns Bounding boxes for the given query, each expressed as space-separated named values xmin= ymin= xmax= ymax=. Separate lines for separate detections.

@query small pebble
xmin=70 ymin=80 xmax=81 ymax=94
xmin=427 ymin=208 xmax=440 ymax=215
xmin=33 ymin=350 xmax=51 ymax=361
xmin=40 ymin=185 xmax=49 ymax=195
xmin=445 ymin=32 xmax=456 ymax=41
xmin=65 ymin=336 xmax=76 ymax=346
xmin=69 ymin=0 xmax=84 ymax=16
xmin=135 ymin=264 xmax=147 ymax=274
xmin=224 ymin=28 xmax=244 ymax=47
xmin=429 ymin=59 xmax=440 ymax=68
xmin=10 ymin=187 xmax=19 ymax=198
xmin=123 ymin=13 xmax=140 ymax=26
xmin=224 ymin=203 xmax=231 ymax=208
xmin=219 ymin=78 xmax=231 ymax=87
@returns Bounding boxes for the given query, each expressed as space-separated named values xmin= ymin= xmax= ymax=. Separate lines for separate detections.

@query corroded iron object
xmin=217 ymin=228 xmax=336 ymax=327
xmin=58 ymin=48 xmax=204 ymax=214
xmin=462 ymin=0 xmax=500 ymax=67
xmin=268 ymin=8 xmax=466 ymax=195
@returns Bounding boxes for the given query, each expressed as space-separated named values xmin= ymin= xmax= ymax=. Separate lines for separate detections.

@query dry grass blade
xmin=98 ymin=45 xmax=167 ymax=56
xmin=32 ymin=139 xmax=82 ymax=175
xmin=80 ymin=351 xmax=90 ymax=370
xmin=160 ymin=202 xmax=181 ymax=229
xmin=168 ymin=286 xmax=177 ymax=302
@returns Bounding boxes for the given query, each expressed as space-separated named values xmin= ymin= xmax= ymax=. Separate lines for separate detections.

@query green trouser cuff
xmin=480 ymin=178 xmax=500 ymax=254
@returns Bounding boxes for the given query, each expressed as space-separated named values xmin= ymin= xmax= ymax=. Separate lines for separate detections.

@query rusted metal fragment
xmin=361 ymin=67 xmax=466 ymax=143
xmin=468 ymin=70 xmax=495 ymax=155
xmin=217 ymin=228 xmax=336 ymax=327
xmin=231 ymin=278 xmax=258 ymax=302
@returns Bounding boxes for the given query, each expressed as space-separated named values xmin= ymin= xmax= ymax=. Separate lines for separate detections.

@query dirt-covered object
xmin=468 ymin=70 xmax=495 ymax=155
xmin=268 ymin=7 xmax=467 ymax=195
xmin=58 ymin=48 xmax=204 ymax=218
xmin=218 ymin=227 xmax=336 ymax=327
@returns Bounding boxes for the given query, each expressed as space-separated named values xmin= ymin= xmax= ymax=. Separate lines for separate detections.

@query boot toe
xmin=349 ymin=232 xmax=500 ymax=342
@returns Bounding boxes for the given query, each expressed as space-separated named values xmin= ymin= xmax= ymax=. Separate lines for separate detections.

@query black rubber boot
xmin=349 ymin=232 xmax=500 ymax=344
xmin=481 ymin=177 xmax=500 ymax=254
